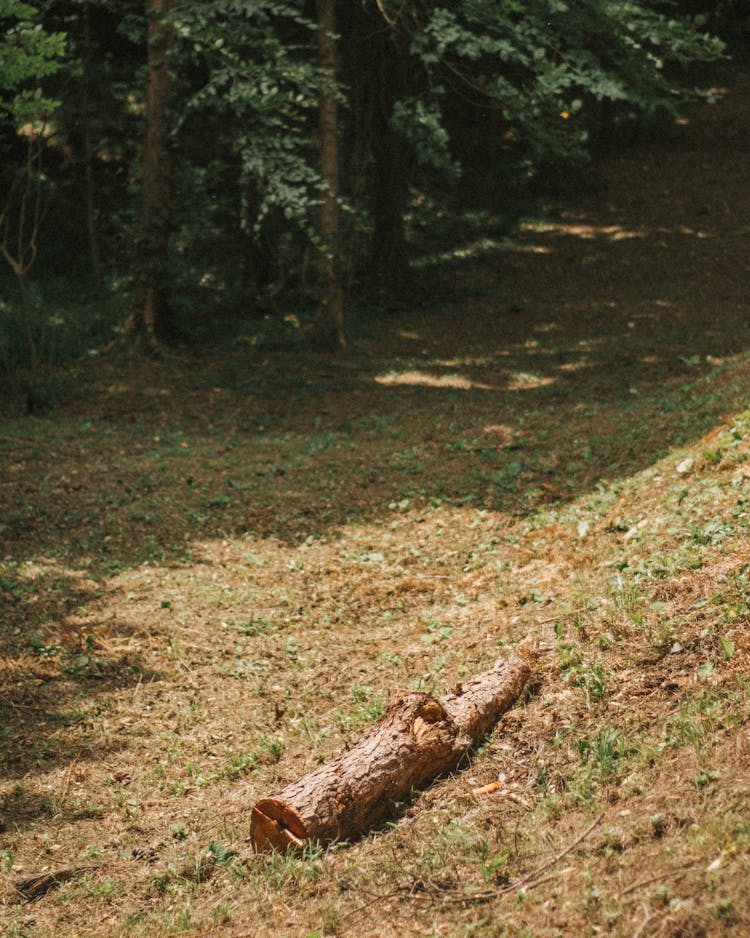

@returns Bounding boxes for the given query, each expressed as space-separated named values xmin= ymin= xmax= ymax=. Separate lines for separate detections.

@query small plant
xmin=582 ymin=663 xmax=609 ymax=700
xmin=150 ymin=852 xmax=214 ymax=895
xmin=391 ymin=445 xmax=423 ymax=473
xmin=284 ymin=636 xmax=299 ymax=657
xmin=337 ymin=687 xmax=385 ymax=732
xmin=320 ymin=905 xmax=340 ymax=934
xmin=473 ymin=839 xmax=510 ymax=885
xmin=693 ymin=769 xmax=720 ymax=789
xmin=256 ymin=841 xmax=324 ymax=890
xmin=207 ymin=841 xmax=238 ymax=863
xmin=0 ymin=847 xmax=14 ymax=872
xmin=422 ymin=616 xmax=453 ymax=645
xmin=718 ymin=636 xmax=735 ymax=660
xmin=577 ymin=725 xmax=629 ymax=775
xmin=557 ymin=644 xmax=609 ymax=702
xmin=212 ymin=900 xmax=232 ymax=924
xmin=26 ymin=629 xmax=59 ymax=658
xmin=173 ymin=904 xmax=192 ymax=932
xmin=649 ymin=813 xmax=667 ymax=838
xmin=596 ymin=826 xmax=625 ymax=856
xmin=691 ymin=521 xmax=734 ymax=547
xmin=666 ymin=692 xmax=723 ymax=751
xmin=257 ymin=735 xmax=285 ymax=762
xmin=170 ymin=822 xmax=188 ymax=840
xmin=710 ymin=897 xmax=740 ymax=923
xmin=217 ymin=734 xmax=284 ymax=780
xmin=76 ymin=874 xmax=124 ymax=901
xmin=230 ymin=614 xmax=273 ymax=635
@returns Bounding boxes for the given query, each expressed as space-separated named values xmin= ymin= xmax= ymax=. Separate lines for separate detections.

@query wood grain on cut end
xmin=250 ymin=798 xmax=308 ymax=853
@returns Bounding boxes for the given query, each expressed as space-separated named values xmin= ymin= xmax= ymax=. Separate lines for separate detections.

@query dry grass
xmin=2 ymin=64 xmax=750 ymax=938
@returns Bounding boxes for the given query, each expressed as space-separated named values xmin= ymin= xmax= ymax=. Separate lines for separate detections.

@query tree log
xmin=250 ymin=644 xmax=534 ymax=852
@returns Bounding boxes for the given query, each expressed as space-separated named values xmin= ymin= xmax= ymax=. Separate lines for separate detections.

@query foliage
xmin=0 ymin=0 xmax=66 ymax=125
xmin=404 ymin=1 xmax=726 ymax=182
xmin=176 ymin=2 xmax=324 ymax=233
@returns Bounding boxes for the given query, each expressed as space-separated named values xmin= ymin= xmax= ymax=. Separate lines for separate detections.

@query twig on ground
xmin=510 ymin=811 xmax=604 ymax=893
xmin=58 ymin=755 xmax=79 ymax=806
xmin=631 ymin=902 xmax=653 ymax=938
xmin=621 ymin=863 xmax=700 ymax=899
xmin=386 ymin=812 xmax=605 ymax=908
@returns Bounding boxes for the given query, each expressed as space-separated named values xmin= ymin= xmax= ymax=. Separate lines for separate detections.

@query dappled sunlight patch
xmin=511 ymin=242 xmax=554 ymax=254
xmin=0 ymin=558 xmax=121 ymax=671
xmin=575 ymin=336 xmax=608 ymax=351
xmin=507 ymin=371 xmax=557 ymax=390
xmin=436 ymin=353 xmax=509 ymax=366
xmin=374 ymin=370 xmax=499 ymax=390
xmin=677 ymin=225 xmax=712 ymax=238
xmin=522 ymin=220 xmax=718 ymax=245
xmin=482 ymin=423 xmax=518 ymax=445
xmin=522 ymin=220 xmax=648 ymax=241
xmin=0 ymin=651 xmax=60 ymax=686
xmin=557 ymin=359 xmax=592 ymax=373
xmin=414 ymin=236 xmax=554 ymax=268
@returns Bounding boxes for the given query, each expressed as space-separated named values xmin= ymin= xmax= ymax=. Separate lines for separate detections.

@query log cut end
xmin=251 ymin=798 xmax=308 ymax=853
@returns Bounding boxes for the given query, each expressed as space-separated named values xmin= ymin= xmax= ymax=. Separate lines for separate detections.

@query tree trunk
xmin=369 ymin=31 xmax=411 ymax=292
xmin=1 ymin=137 xmax=44 ymax=374
xmin=127 ymin=0 xmax=175 ymax=352
xmin=82 ymin=2 xmax=102 ymax=296
xmin=307 ymin=0 xmax=345 ymax=349
xmin=250 ymin=646 xmax=534 ymax=852
xmin=370 ymin=118 xmax=410 ymax=291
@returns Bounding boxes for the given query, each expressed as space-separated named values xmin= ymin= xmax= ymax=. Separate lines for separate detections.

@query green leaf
xmin=694 ymin=769 xmax=720 ymax=788
xmin=208 ymin=841 xmax=237 ymax=863
xmin=718 ymin=637 xmax=735 ymax=661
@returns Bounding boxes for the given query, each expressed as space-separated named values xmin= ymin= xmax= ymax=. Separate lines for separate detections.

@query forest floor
xmin=2 ymin=62 xmax=750 ymax=938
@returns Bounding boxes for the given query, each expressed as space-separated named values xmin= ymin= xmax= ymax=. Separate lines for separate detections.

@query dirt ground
xmin=1 ymin=62 xmax=749 ymax=937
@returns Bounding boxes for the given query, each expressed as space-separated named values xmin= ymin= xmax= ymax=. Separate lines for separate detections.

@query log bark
xmin=250 ymin=645 xmax=534 ymax=852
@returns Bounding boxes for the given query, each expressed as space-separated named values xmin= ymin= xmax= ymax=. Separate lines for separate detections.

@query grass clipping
xmin=250 ymin=639 xmax=536 ymax=852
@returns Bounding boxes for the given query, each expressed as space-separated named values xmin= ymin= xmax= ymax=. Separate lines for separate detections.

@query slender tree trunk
xmin=366 ymin=26 xmax=411 ymax=292
xmin=82 ymin=2 xmax=102 ymax=296
xmin=308 ymin=0 xmax=345 ymax=349
xmin=127 ymin=0 xmax=175 ymax=352
xmin=1 ymin=137 xmax=43 ymax=374
xmin=370 ymin=106 xmax=410 ymax=291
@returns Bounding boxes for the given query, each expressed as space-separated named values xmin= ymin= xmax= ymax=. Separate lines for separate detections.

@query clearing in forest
xmin=1 ymin=65 xmax=749 ymax=937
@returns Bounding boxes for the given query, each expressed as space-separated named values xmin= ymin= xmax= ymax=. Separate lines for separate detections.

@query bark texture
xmin=310 ymin=0 xmax=345 ymax=349
xmin=250 ymin=647 xmax=533 ymax=852
xmin=82 ymin=2 xmax=102 ymax=295
xmin=127 ymin=0 xmax=174 ymax=350
xmin=369 ymin=47 xmax=411 ymax=292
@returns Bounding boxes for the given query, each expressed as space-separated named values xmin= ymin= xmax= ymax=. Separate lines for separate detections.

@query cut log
xmin=250 ymin=643 xmax=535 ymax=852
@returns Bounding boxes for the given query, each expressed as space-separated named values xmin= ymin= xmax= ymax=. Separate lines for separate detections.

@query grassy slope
xmin=1 ymin=68 xmax=750 ymax=938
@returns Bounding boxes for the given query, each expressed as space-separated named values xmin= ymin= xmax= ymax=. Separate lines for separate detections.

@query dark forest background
xmin=1 ymin=1 xmax=746 ymax=405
